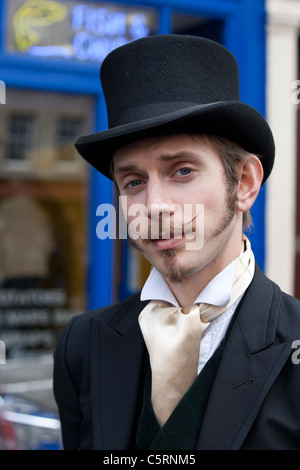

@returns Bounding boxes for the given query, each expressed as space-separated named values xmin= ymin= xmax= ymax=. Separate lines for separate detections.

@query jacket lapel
xmin=197 ymin=266 xmax=292 ymax=450
xmin=89 ymin=295 xmax=149 ymax=450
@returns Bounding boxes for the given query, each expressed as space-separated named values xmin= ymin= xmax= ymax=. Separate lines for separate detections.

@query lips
xmin=151 ymin=235 xmax=184 ymax=250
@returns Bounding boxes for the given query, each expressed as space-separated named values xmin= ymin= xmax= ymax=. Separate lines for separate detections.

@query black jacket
xmin=53 ymin=265 xmax=300 ymax=450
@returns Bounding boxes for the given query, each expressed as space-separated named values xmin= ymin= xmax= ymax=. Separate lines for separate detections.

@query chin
xmin=159 ymin=252 xmax=201 ymax=284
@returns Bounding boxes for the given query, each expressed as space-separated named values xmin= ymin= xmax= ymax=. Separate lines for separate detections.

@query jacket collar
xmin=236 ymin=264 xmax=282 ymax=353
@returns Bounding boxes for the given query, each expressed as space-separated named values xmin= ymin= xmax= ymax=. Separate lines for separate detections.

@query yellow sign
xmin=13 ymin=0 xmax=67 ymax=51
xmin=8 ymin=0 xmax=157 ymax=63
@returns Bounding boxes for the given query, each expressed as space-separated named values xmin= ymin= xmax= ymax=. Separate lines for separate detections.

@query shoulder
xmin=277 ymin=289 xmax=300 ymax=338
xmin=57 ymin=292 xmax=142 ymax=344
xmin=53 ymin=292 xmax=144 ymax=391
xmin=280 ymin=289 xmax=300 ymax=310
xmin=246 ymin=264 xmax=300 ymax=340
xmin=54 ymin=292 xmax=142 ymax=365
xmin=258 ymin=266 xmax=300 ymax=338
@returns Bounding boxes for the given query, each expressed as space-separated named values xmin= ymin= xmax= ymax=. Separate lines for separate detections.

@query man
xmin=53 ymin=35 xmax=300 ymax=450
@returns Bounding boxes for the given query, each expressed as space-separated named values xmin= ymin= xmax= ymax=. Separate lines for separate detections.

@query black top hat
xmin=75 ymin=34 xmax=274 ymax=184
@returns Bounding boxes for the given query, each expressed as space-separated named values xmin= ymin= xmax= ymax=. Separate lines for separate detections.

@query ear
xmin=236 ymin=156 xmax=264 ymax=213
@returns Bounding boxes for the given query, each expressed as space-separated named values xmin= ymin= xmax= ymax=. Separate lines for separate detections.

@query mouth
xmin=150 ymin=234 xmax=185 ymax=251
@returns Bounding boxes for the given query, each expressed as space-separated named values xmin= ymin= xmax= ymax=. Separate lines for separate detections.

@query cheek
xmin=197 ymin=187 xmax=229 ymax=226
xmin=189 ymin=187 xmax=220 ymax=212
xmin=120 ymin=197 xmax=143 ymax=224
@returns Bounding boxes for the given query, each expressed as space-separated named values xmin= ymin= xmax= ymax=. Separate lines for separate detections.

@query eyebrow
xmin=114 ymin=151 xmax=201 ymax=176
xmin=113 ymin=164 xmax=140 ymax=176
xmin=159 ymin=151 xmax=200 ymax=162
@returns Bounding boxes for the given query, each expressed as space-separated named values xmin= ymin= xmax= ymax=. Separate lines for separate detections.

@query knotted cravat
xmin=138 ymin=235 xmax=254 ymax=427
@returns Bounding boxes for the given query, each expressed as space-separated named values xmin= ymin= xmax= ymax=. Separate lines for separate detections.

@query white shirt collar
xmin=140 ymin=261 xmax=235 ymax=308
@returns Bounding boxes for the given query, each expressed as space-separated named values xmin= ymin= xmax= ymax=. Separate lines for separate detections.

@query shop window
xmin=5 ymin=113 xmax=35 ymax=164
xmin=0 ymin=89 xmax=92 ymax=362
xmin=56 ymin=116 xmax=83 ymax=162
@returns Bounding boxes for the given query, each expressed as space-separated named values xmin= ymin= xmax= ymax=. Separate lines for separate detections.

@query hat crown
xmin=100 ymin=35 xmax=240 ymax=128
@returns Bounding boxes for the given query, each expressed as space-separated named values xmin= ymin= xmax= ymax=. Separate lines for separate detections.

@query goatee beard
xmin=160 ymin=248 xmax=183 ymax=283
xmin=128 ymin=237 xmax=184 ymax=283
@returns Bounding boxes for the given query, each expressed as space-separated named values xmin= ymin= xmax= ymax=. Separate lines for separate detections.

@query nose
xmin=145 ymin=178 xmax=175 ymax=220
xmin=144 ymin=178 xmax=179 ymax=241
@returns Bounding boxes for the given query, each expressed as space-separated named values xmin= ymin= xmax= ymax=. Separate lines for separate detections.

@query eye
xmin=176 ymin=167 xmax=192 ymax=176
xmin=128 ymin=178 xmax=143 ymax=188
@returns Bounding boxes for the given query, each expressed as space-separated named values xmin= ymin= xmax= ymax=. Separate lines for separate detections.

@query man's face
xmin=113 ymin=134 xmax=240 ymax=284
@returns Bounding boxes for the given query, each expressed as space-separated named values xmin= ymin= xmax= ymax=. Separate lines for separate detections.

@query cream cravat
xmin=138 ymin=235 xmax=255 ymax=427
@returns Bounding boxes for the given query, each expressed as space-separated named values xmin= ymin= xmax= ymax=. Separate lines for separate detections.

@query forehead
xmin=113 ymin=133 xmax=215 ymax=168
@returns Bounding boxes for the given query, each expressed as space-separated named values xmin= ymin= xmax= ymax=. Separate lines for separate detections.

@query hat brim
xmin=75 ymin=100 xmax=274 ymax=184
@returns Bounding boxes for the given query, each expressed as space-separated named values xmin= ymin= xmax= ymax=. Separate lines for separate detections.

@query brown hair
xmin=191 ymin=134 xmax=254 ymax=231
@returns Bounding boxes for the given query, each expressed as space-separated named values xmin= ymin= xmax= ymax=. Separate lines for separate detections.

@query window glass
xmin=6 ymin=113 xmax=35 ymax=162
xmin=56 ymin=116 xmax=84 ymax=162
xmin=0 ymin=89 xmax=92 ymax=361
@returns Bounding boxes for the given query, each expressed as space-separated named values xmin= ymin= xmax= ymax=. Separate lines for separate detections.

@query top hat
xmin=75 ymin=34 xmax=274 ymax=184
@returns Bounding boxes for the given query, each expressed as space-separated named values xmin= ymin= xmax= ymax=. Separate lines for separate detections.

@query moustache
xmin=127 ymin=209 xmax=202 ymax=241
